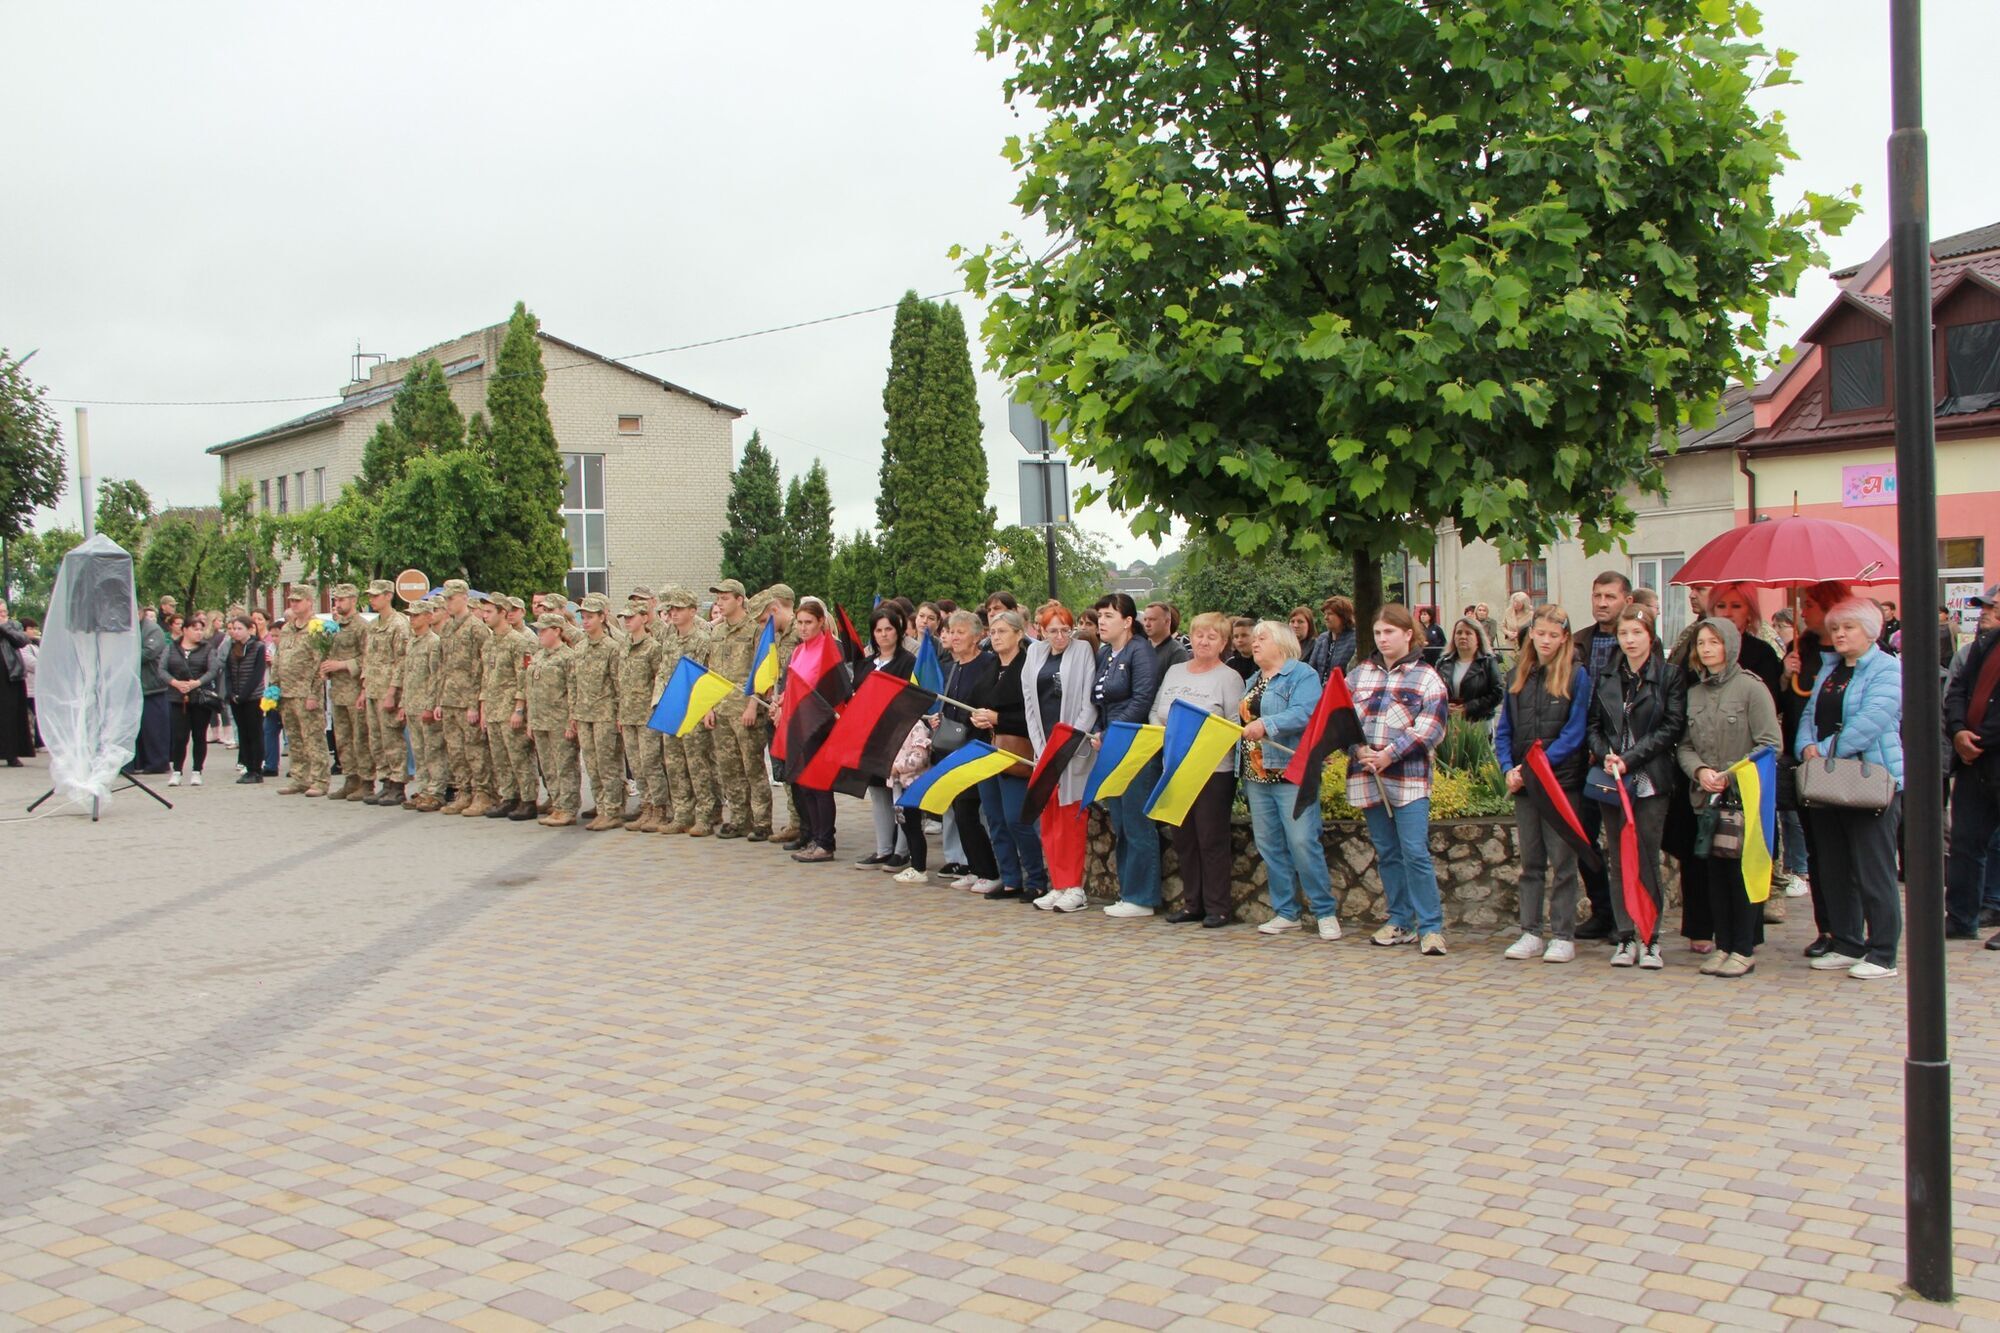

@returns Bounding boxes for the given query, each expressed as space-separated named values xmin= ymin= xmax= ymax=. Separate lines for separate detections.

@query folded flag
xmin=649 ymin=656 xmax=737 ymax=737
xmin=1081 ymin=721 xmax=1166 ymax=805
xmin=795 ymin=670 xmax=937 ymax=791
xmin=1523 ymin=740 xmax=1603 ymax=873
xmin=1145 ymin=700 xmax=1244 ymax=827
xmin=1613 ymin=772 xmax=1659 ymax=945
xmin=1020 ymin=722 xmax=1089 ymax=824
xmin=912 ymin=629 xmax=944 ymax=696
xmin=1727 ymin=745 xmax=1778 ymax=904
xmin=1283 ymin=666 xmax=1366 ymax=818
xmin=745 ymin=616 xmax=780 ymax=696
xmin=836 ymin=603 xmax=868 ymax=668
xmin=895 ymin=739 xmax=1025 ymax=815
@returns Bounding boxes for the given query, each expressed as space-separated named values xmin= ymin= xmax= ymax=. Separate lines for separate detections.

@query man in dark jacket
xmin=131 ymin=612 xmax=172 ymax=773
xmin=1944 ymin=585 xmax=2000 ymax=948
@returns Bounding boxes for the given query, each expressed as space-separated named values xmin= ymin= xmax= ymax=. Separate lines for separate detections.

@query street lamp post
xmin=1887 ymin=0 xmax=1952 ymax=1304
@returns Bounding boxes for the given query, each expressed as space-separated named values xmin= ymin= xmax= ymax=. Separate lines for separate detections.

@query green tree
xmin=273 ymin=490 xmax=374 ymax=589
xmin=0 ymin=350 xmax=67 ymax=566
xmin=827 ymin=529 xmax=883 ymax=615
xmin=877 ymin=295 xmax=993 ymax=602
xmin=982 ymin=523 xmax=1111 ymax=612
xmin=374 ymin=451 xmax=501 ymax=584
xmin=719 ymin=431 xmax=787 ymax=590
xmin=358 ymin=359 xmax=468 ymax=494
xmin=784 ymin=460 xmax=834 ymax=600
xmin=1163 ymin=537 xmax=1353 ymax=623
xmin=135 ymin=511 xmax=220 ymax=609
xmin=204 ymin=483 xmax=280 ymax=607
xmin=6 ymin=525 xmax=82 ymax=623
xmin=474 ymin=303 xmax=570 ymax=594
xmin=95 ymin=478 xmax=153 ymax=554
xmin=964 ymin=0 xmax=1857 ymax=622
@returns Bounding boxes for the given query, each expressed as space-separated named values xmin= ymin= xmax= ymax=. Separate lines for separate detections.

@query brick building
xmin=207 ymin=321 xmax=743 ymax=610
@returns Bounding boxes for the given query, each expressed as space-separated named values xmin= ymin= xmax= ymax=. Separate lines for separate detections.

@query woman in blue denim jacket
xmin=1091 ymin=593 xmax=1162 ymax=917
xmin=1239 ymin=620 xmax=1341 ymax=939
xmin=1796 ymin=598 xmax=1904 ymax=979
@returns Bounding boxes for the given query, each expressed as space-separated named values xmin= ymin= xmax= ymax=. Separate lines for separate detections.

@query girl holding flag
xmin=1348 ymin=605 xmax=1451 ymax=955
xmin=1678 ymin=618 xmax=1782 ymax=977
xmin=1588 ymin=604 xmax=1686 ymax=969
xmin=1495 ymin=606 xmax=1594 ymax=963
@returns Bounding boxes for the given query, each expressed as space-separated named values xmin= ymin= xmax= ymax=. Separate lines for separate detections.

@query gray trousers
xmin=1605 ymin=793 xmax=1668 ymax=944
xmin=1516 ymin=793 xmax=1582 ymax=939
xmin=868 ymin=786 xmax=909 ymax=858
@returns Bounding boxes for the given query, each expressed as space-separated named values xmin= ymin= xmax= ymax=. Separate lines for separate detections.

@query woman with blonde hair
xmin=1241 ymin=619 xmax=1338 ymax=938
xmin=1153 ymin=611 xmax=1247 ymax=928
xmin=1499 ymin=591 xmax=1534 ymax=656
xmin=1495 ymin=606 xmax=1594 ymax=962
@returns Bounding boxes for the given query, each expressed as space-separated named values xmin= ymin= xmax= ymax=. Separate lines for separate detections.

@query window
xmin=276 ymin=475 xmax=288 ymax=514
xmin=1827 ymin=338 xmax=1886 ymax=413
xmin=313 ymin=467 xmax=326 ymax=505
xmin=561 ymin=453 xmax=607 ymax=602
xmin=1508 ymin=559 xmax=1548 ymax=605
xmin=616 ymin=414 xmax=643 ymax=435
xmin=259 ymin=480 xmax=270 ymax=512
xmin=1633 ymin=554 xmax=1689 ymax=646
xmin=1945 ymin=319 xmax=2000 ymax=400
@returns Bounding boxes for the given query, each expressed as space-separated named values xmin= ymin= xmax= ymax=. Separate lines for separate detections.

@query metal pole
xmin=1040 ymin=449 xmax=1059 ymax=602
xmin=74 ymin=407 xmax=95 ymax=539
xmin=1888 ymin=0 xmax=1951 ymax=1302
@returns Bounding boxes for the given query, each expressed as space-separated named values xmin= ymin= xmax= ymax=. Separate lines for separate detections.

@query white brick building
xmin=207 ymin=322 xmax=742 ymax=609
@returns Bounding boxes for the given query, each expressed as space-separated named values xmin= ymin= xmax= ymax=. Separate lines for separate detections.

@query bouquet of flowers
xmin=261 ymin=683 xmax=282 ymax=712
xmin=306 ymin=613 xmax=340 ymax=657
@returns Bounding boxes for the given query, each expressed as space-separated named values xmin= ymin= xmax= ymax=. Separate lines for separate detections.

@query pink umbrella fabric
xmin=1671 ymin=515 xmax=1900 ymax=589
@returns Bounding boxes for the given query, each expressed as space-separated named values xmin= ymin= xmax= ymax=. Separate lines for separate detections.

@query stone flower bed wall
xmin=1080 ymin=808 xmax=1680 ymax=933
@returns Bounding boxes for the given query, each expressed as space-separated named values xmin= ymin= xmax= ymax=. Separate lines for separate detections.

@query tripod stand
xmin=25 ymin=619 xmax=174 ymax=821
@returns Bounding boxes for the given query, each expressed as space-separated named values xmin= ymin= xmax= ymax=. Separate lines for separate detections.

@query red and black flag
xmin=1283 ymin=668 xmax=1367 ymax=818
xmin=1522 ymin=740 xmax=1603 ymax=873
xmin=796 ymin=670 xmax=937 ymax=794
xmin=771 ymin=633 xmax=844 ymax=764
xmin=1020 ymin=722 xmax=1089 ymax=824
xmin=1613 ymin=773 xmax=1659 ymax=944
xmin=835 ymin=603 xmax=869 ymax=668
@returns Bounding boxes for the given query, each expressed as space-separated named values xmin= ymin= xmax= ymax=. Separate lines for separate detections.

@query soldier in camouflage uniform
xmin=536 ymin=592 xmax=585 ymax=646
xmin=437 ymin=579 xmax=493 ymax=815
xmin=495 ymin=596 xmax=543 ymax=819
xmin=273 ymin=585 xmax=330 ymax=796
xmin=525 ymin=611 xmax=581 ymax=827
xmin=756 ymin=584 xmax=802 ymax=844
xmin=613 ymin=600 xmax=670 ymax=832
xmin=319 ymin=582 xmax=369 ymax=801
xmin=359 ymin=578 xmax=411 ymax=806
xmin=397 ymin=599 xmax=448 ymax=810
xmin=655 ymin=585 xmax=716 ymax=836
xmin=703 ymin=578 xmax=771 ymax=839
xmin=475 ymin=595 xmax=527 ymax=819
xmin=571 ymin=592 xmax=626 ymax=830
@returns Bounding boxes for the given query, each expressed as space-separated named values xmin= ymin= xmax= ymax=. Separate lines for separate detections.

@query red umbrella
xmin=1671 ymin=515 xmax=1899 ymax=589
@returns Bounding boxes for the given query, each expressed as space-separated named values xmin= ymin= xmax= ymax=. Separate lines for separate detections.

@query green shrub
xmin=1314 ymin=719 xmax=1512 ymax=821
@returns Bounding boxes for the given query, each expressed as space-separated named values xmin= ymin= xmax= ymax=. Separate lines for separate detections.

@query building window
xmin=1944 ymin=320 xmax=2000 ymax=400
xmin=313 ymin=467 xmax=326 ymax=505
xmin=1633 ymin=554 xmax=1688 ymax=646
xmin=1507 ymin=559 xmax=1548 ymax=606
xmin=1827 ymin=338 xmax=1886 ymax=413
xmin=259 ymin=479 xmax=270 ymax=512
xmin=294 ymin=471 xmax=306 ymax=507
xmin=561 ymin=453 xmax=607 ymax=602
xmin=616 ymin=414 xmax=643 ymax=435
xmin=276 ymin=475 xmax=288 ymax=514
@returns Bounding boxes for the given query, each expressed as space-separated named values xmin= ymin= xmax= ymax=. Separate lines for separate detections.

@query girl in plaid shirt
xmin=1347 ymin=604 xmax=1450 ymax=954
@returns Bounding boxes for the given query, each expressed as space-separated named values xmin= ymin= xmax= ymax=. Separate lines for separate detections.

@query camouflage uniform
xmin=704 ymin=601 xmax=770 ymax=837
xmin=525 ymin=615 xmax=581 ymax=822
xmin=437 ymin=583 xmax=493 ymax=813
xmin=496 ymin=604 xmax=542 ymax=811
xmin=656 ymin=589 xmax=718 ymax=833
xmin=322 ymin=585 xmax=368 ymax=799
xmin=571 ymin=594 xmax=625 ymax=828
xmin=479 ymin=600 xmax=530 ymax=808
xmin=360 ymin=581 xmax=411 ymax=792
xmin=614 ymin=609 xmax=669 ymax=830
xmin=399 ymin=606 xmax=448 ymax=806
xmin=273 ymin=590 xmax=330 ymax=793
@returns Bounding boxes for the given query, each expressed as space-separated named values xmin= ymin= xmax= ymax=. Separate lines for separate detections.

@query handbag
xmin=931 ymin=717 xmax=970 ymax=758
xmin=993 ymin=734 xmax=1033 ymax=760
xmin=1795 ymin=728 xmax=1894 ymax=812
xmin=1584 ymin=768 xmax=1622 ymax=805
xmin=1693 ymin=794 xmax=1745 ymax=859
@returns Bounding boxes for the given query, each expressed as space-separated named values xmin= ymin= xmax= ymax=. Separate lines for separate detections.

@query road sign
xmin=1008 ymin=395 xmax=1052 ymax=454
xmin=1018 ymin=458 xmax=1070 ymax=527
xmin=396 ymin=568 xmax=430 ymax=603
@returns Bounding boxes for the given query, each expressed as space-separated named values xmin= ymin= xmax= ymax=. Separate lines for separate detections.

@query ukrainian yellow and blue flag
xmin=649 ymin=657 xmax=737 ymax=737
xmin=1081 ymin=722 xmax=1166 ymax=805
xmin=1145 ymin=699 xmax=1244 ymax=826
xmin=895 ymin=740 xmax=1025 ymax=815
xmin=1728 ymin=745 xmax=1778 ymax=903
xmin=745 ymin=616 xmax=779 ymax=696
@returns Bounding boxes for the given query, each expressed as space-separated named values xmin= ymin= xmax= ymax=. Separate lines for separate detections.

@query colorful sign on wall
xmin=1841 ymin=462 xmax=1897 ymax=507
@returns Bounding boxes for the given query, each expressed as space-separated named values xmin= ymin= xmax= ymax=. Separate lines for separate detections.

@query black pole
xmin=1040 ymin=450 xmax=1060 ymax=602
xmin=1888 ymin=0 xmax=1952 ymax=1303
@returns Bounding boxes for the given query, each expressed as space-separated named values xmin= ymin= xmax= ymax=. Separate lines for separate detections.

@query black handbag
xmin=1692 ymin=793 xmax=1745 ymax=859
xmin=931 ymin=717 xmax=970 ymax=758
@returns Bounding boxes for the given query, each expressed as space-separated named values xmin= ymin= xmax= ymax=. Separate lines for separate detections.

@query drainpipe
xmin=1737 ymin=449 xmax=1758 ymax=524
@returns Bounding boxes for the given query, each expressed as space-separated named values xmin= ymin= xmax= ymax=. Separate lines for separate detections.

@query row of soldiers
xmin=268 ymin=575 xmax=808 ymax=836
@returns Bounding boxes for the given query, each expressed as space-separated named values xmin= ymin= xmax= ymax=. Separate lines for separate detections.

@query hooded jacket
xmin=1677 ymin=617 xmax=1781 ymax=807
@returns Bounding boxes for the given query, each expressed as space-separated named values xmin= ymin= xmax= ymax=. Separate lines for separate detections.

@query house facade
xmin=207 ymin=321 xmax=743 ymax=610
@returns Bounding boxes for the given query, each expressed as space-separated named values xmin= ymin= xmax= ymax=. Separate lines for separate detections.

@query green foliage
xmin=206 ymin=483 xmax=281 ymax=607
xmin=1435 ymin=714 xmax=1498 ymax=775
xmin=876 ymin=292 xmax=994 ymax=602
xmin=273 ymin=490 xmax=374 ymax=589
xmin=720 ymin=431 xmax=787 ymax=591
xmin=784 ymin=460 xmax=834 ymax=599
xmin=966 ymin=1 xmax=1858 ymax=578
xmin=1318 ymin=751 xmax=1511 ymax=822
xmin=827 ymin=529 xmax=883 ymax=614
xmin=95 ymin=478 xmax=153 ymax=554
xmin=1163 ymin=537 xmax=1351 ymax=622
xmin=475 ymin=304 xmax=571 ymax=595
xmin=4 ymin=525 xmax=82 ymax=623
xmin=136 ymin=512 xmax=215 ymax=608
xmin=375 ymin=451 xmax=501 ymax=584
xmin=0 ymin=349 xmax=66 ymax=543
xmin=358 ymin=358 xmax=467 ymax=494
xmin=982 ymin=523 xmax=1110 ymax=612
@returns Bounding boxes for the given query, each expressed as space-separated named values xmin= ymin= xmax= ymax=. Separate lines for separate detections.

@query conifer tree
xmin=473 ymin=302 xmax=571 ymax=593
xmin=827 ymin=529 xmax=882 ymax=614
xmin=719 ymin=431 xmax=787 ymax=590
xmin=358 ymin=359 xmax=465 ymax=493
xmin=875 ymin=292 xmax=931 ymax=537
xmin=784 ymin=460 xmax=834 ymax=600
xmin=877 ymin=298 xmax=992 ymax=601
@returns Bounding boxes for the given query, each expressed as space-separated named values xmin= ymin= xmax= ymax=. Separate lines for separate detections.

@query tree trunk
xmin=1353 ymin=553 xmax=1383 ymax=634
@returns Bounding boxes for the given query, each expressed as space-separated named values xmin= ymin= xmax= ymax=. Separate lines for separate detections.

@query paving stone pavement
xmin=3 ymin=752 xmax=1999 ymax=1333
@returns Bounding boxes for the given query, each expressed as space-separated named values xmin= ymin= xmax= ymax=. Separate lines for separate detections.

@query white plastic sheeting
xmin=39 ymin=534 xmax=143 ymax=809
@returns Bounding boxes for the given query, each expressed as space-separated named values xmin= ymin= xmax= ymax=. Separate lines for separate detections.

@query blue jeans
xmin=1105 ymin=756 xmax=1163 ymax=907
xmin=1778 ymin=809 xmax=1810 ymax=876
xmin=262 ymin=709 xmax=283 ymax=774
xmin=1245 ymin=780 xmax=1336 ymax=920
xmin=1362 ymin=798 xmax=1444 ymax=934
xmin=980 ymin=773 xmax=1048 ymax=892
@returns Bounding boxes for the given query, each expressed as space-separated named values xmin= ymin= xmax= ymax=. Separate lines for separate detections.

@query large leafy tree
xmin=95 ymin=478 xmax=153 ymax=554
xmin=374 ymin=451 xmax=501 ymax=584
xmin=964 ymin=0 xmax=1856 ymax=618
xmin=876 ymin=293 xmax=994 ymax=602
xmin=719 ymin=431 xmax=787 ymax=590
xmin=982 ymin=523 xmax=1111 ymax=612
xmin=1 ymin=350 xmax=66 ymax=568
xmin=5 ymin=525 xmax=83 ymax=623
xmin=136 ymin=511 xmax=219 ymax=609
xmin=1164 ymin=537 xmax=1353 ymax=623
xmin=357 ymin=359 xmax=468 ymax=493
xmin=206 ymin=483 xmax=281 ymax=607
xmin=475 ymin=302 xmax=571 ymax=594
xmin=784 ymin=460 xmax=835 ymax=600
xmin=274 ymin=490 xmax=374 ymax=590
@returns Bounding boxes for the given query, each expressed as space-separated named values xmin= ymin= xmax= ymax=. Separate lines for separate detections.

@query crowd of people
xmin=33 ymin=565 xmax=2000 ymax=969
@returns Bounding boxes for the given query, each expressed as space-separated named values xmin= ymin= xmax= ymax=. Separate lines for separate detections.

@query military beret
xmin=661 ymin=585 xmax=698 ymax=609
xmin=533 ymin=611 xmax=570 ymax=631
xmin=366 ymin=578 xmax=396 ymax=597
xmin=578 ymin=593 xmax=612 ymax=614
xmin=285 ymin=585 xmax=316 ymax=603
xmin=329 ymin=582 xmax=359 ymax=600
xmin=442 ymin=578 xmax=470 ymax=596
xmin=709 ymin=578 xmax=746 ymax=597
xmin=760 ymin=583 xmax=797 ymax=605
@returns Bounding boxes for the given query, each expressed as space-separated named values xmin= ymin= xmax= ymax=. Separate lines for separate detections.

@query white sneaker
xmin=893 ymin=867 xmax=928 ymax=885
xmin=1033 ymin=890 xmax=1061 ymax=910
xmin=1419 ymin=932 xmax=1448 ymax=956
xmin=1638 ymin=943 xmax=1664 ymax=970
xmin=1258 ymin=916 xmax=1301 ymax=935
xmin=167 ymin=771 xmax=181 ymax=787
xmin=1809 ymin=951 xmax=1863 ymax=971
xmin=950 ymin=874 xmax=981 ymax=890
xmin=1103 ymin=901 xmax=1154 ymax=918
xmin=1372 ymin=924 xmax=1417 ymax=948
xmin=1784 ymin=875 xmax=1811 ymax=898
xmin=1503 ymin=933 xmax=1544 ymax=960
xmin=1051 ymin=888 xmax=1087 ymax=913
xmin=1848 ymin=960 xmax=1898 ymax=980
xmin=1609 ymin=941 xmax=1636 ymax=967
xmin=190 ymin=771 xmax=202 ymax=786
xmin=968 ymin=877 xmax=1001 ymax=893
xmin=1318 ymin=917 xmax=1343 ymax=941
xmin=1543 ymin=939 xmax=1576 ymax=963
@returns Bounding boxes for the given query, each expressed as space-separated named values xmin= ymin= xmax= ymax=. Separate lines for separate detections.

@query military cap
xmin=760 ymin=583 xmax=797 ymax=605
xmin=660 ymin=585 xmax=698 ymax=609
xmin=329 ymin=581 xmax=359 ymax=600
xmin=533 ymin=611 xmax=570 ymax=631
xmin=709 ymin=578 xmax=746 ymax=597
xmin=629 ymin=585 xmax=656 ymax=601
xmin=441 ymin=578 xmax=470 ymax=596
xmin=285 ymin=584 xmax=317 ymax=604
xmin=617 ymin=598 xmax=651 ymax=619
xmin=468 ymin=588 xmax=491 ymax=603
xmin=409 ymin=599 xmax=436 ymax=616
xmin=366 ymin=578 xmax=395 ymax=597
xmin=578 ymin=592 xmax=612 ymax=615
xmin=492 ymin=593 xmax=518 ymax=612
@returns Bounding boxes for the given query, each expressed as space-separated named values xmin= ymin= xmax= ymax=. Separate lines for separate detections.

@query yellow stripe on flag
xmin=751 ymin=646 xmax=780 ymax=695
xmin=915 ymin=748 xmax=1021 ymax=815
xmin=677 ymin=669 xmax=737 ymax=737
xmin=1093 ymin=725 xmax=1166 ymax=801
xmin=1145 ymin=713 xmax=1243 ymax=827
xmin=1730 ymin=754 xmax=1773 ymax=904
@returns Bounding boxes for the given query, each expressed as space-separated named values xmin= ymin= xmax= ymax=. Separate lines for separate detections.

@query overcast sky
xmin=6 ymin=0 xmax=1996 ymax=563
